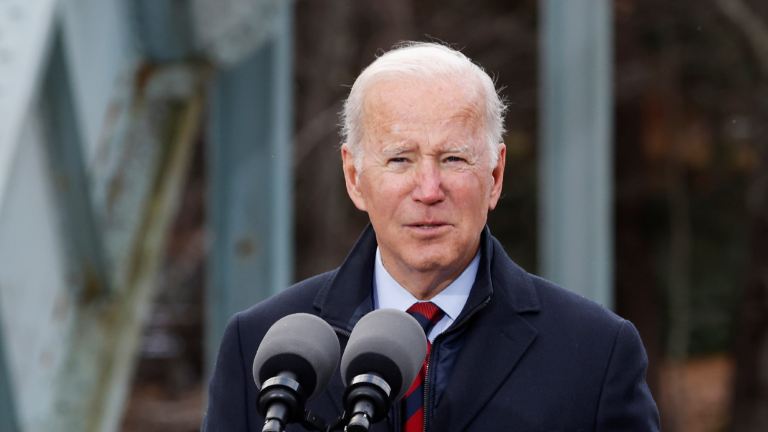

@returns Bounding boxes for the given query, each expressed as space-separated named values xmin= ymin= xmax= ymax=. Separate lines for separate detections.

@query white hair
xmin=341 ymin=42 xmax=507 ymax=171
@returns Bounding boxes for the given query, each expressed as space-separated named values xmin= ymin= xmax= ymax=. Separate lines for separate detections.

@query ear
xmin=341 ymin=143 xmax=368 ymax=211
xmin=488 ymin=143 xmax=506 ymax=210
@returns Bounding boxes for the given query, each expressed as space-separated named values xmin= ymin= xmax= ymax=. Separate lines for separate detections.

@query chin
xmin=403 ymin=249 xmax=456 ymax=272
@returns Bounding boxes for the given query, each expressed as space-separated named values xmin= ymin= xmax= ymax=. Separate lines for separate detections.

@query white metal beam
xmin=0 ymin=0 xmax=58 ymax=221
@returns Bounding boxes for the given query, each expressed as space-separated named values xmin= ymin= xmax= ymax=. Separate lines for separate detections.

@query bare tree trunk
xmin=663 ymin=148 xmax=692 ymax=432
xmin=657 ymin=15 xmax=693 ymax=428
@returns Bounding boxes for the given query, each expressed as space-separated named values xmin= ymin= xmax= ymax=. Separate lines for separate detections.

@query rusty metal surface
xmin=49 ymin=68 xmax=205 ymax=432
xmin=0 ymin=0 xmax=294 ymax=430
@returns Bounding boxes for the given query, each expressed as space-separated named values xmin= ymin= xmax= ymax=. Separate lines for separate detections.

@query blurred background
xmin=1 ymin=0 xmax=767 ymax=431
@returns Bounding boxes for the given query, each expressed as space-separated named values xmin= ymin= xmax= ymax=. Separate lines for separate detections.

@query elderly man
xmin=202 ymin=43 xmax=659 ymax=432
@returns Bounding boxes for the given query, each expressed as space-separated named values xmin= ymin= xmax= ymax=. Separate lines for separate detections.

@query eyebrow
xmin=444 ymin=145 xmax=472 ymax=154
xmin=379 ymin=144 xmax=474 ymax=157
xmin=380 ymin=145 xmax=411 ymax=157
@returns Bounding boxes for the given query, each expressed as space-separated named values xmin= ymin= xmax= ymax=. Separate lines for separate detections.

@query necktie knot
xmin=406 ymin=301 xmax=444 ymax=336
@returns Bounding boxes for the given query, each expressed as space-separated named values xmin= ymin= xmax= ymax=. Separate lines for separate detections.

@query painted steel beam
xmin=0 ymin=0 xmax=57 ymax=228
xmin=3 ymin=23 xmax=204 ymax=430
xmin=39 ymin=31 xmax=112 ymax=299
xmin=45 ymin=68 xmax=205 ymax=432
xmin=131 ymin=0 xmax=196 ymax=62
xmin=539 ymin=0 xmax=614 ymax=308
xmin=60 ymin=0 xmax=138 ymax=163
xmin=0 ymin=102 xmax=71 ymax=432
xmin=0 ymin=303 xmax=18 ymax=432
xmin=206 ymin=0 xmax=294 ymax=372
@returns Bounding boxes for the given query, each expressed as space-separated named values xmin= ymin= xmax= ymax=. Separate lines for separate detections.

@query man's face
xmin=342 ymin=77 xmax=506 ymax=279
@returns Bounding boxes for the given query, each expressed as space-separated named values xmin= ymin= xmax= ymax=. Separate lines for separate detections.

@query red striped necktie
xmin=403 ymin=302 xmax=445 ymax=432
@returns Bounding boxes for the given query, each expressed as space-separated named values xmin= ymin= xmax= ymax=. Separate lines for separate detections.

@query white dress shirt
xmin=373 ymin=247 xmax=480 ymax=342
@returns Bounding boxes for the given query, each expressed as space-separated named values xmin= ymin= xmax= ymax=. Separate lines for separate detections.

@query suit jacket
xmin=202 ymin=225 xmax=660 ymax=432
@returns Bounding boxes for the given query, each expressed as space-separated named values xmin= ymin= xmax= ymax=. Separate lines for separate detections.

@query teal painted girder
xmin=206 ymin=0 xmax=295 ymax=374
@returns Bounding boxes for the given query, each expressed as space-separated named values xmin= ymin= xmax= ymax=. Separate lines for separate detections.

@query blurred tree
xmin=616 ymin=1 xmax=760 ymax=429
xmin=711 ymin=1 xmax=768 ymax=430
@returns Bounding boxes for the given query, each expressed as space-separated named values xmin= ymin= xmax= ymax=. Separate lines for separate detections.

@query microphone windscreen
xmin=252 ymin=313 xmax=340 ymax=402
xmin=340 ymin=308 xmax=427 ymax=402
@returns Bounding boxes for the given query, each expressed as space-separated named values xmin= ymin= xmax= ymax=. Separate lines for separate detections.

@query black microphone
xmin=252 ymin=313 xmax=340 ymax=432
xmin=339 ymin=309 xmax=428 ymax=432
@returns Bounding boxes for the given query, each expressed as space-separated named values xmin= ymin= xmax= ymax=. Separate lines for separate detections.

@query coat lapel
xmin=315 ymin=357 xmax=347 ymax=417
xmin=430 ymin=234 xmax=541 ymax=432
xmin=313 ymin=225 xmax=378 ymax=417
xmin=431 ymin=302 xmax=538 ymax=432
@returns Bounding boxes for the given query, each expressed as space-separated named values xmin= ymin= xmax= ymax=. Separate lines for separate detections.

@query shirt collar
xmin=373 ymin=247 xmax=480 ymax=321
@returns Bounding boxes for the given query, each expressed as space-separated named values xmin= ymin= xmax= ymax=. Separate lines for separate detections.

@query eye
xmin=389 ymin=157 xmax=408 ymax=163
xmin=445 ymin=156 xmax=465 ymax=163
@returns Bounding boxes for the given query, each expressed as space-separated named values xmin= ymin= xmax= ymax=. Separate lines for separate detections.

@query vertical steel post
xmin=0 ymin=311 xmax=19 ymax=432
xmin=539 ymin=0 xmax=614 ymax=308
xmin=206 ymin=0 xmax=294 ymax=371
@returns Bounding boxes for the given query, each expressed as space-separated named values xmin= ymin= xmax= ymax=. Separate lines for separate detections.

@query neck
xmin=379 ymin=243 xmax=480 ymax=301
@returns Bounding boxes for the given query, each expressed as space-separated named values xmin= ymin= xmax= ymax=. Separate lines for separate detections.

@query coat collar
xmin=313 ymin=224 xmax=378 ymax=332
xmin=314 ymin=224 xmax=540 ymax=330
xmin=313 ymin=224 xmax=541 ymax=431
xmin=314 ymin=224 xmax=539 ymax=318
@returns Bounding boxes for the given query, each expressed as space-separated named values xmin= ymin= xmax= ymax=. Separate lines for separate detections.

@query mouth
xmin=406 ymin=222 xmax=450 ymax=231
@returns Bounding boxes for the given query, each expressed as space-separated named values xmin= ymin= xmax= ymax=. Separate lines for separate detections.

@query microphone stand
xmin=258 ymin=372 xmax=391 ymax=432
xmin=263 ymin=408 xmax=343 ymax=432
xmin=258 ymin=373 xmax=332 ymax=432
xmin=269 ymin=407 xmax=352 ymax=432
xmin=262 ymin=400 xmax=377 ymax=432
xmin=298 ymin=409 xmax=332 ymax=431
xmin=291 ymin=373 xmax=391 ymax=432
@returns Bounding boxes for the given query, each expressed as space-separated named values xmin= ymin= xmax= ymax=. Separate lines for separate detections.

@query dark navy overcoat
xmin=202 ymin=225 xmax=660 ymax=432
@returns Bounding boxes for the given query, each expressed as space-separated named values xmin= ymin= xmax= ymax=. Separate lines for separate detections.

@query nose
xmin=411 ymin=159 xmax=445 ymax=204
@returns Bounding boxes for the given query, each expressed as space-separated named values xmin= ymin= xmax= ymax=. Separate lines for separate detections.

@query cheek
xmin=445 ymin=174 xmax=489 ymax=205
xmin=447 ymin=180 xmax=492 ymax=225
xmin=362 ymin=173 xmax=412 ymax=213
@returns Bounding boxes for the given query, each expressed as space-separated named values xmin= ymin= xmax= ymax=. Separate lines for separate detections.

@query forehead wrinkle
xmin=360 ymin=78 xmax=488 ymax=156
xmin=364 ymin=79 xmax=482 ymax=120
xmin=379 ymin=144 xmax=411 ymax=156
xmin=443 ymin=144 xmax=472 ymax=154
xmin=371 ymin=127 xmax=480 ymax=157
